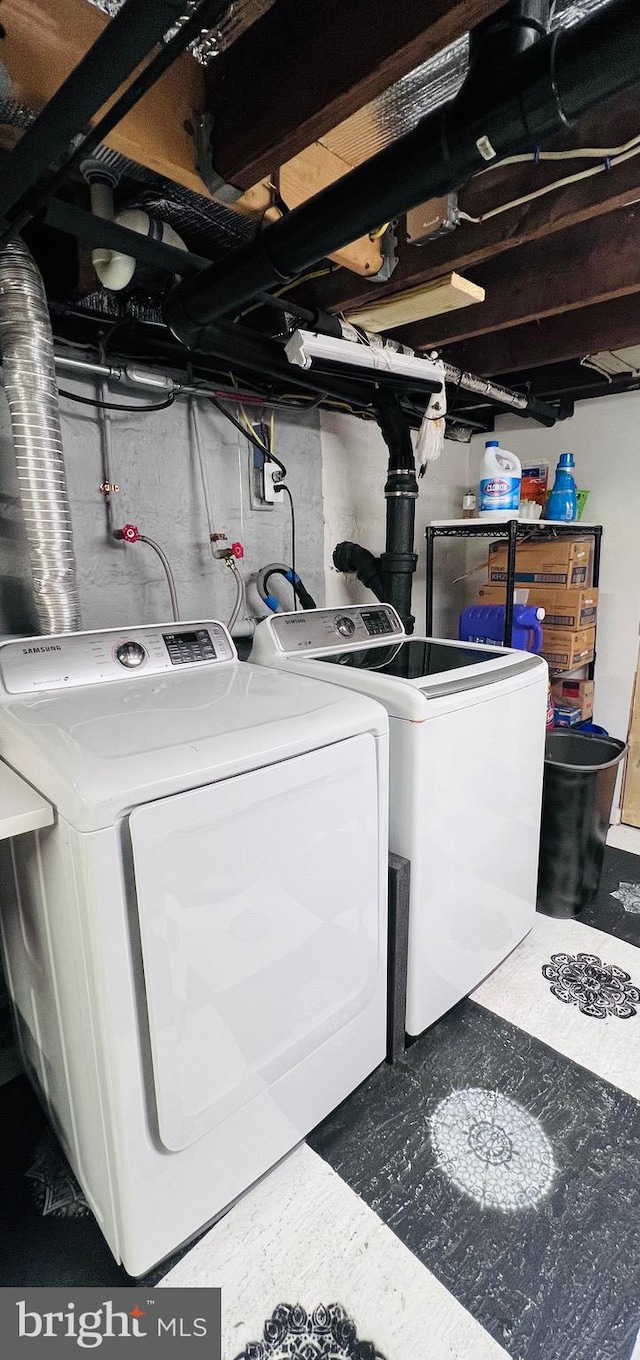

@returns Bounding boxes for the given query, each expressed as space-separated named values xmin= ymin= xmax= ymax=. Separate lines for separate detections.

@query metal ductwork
xmin=0 ymin=240 xmax=81 ymax=634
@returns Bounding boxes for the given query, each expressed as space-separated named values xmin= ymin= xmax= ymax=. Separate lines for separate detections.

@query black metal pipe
xmin=0 ymin=0 xmax=188 ymax=229
xmin=199 ymin=321 xmax=377 ymax=410
xmin=44 ymin=199 xmax=211 ymax=276
xmin=468 ymin=0 xmax=550 ymax=69
xmin=166 ymin=0 xmax=640 ymax=340
xmin=377 ymin=397 xmax=418 ymax=634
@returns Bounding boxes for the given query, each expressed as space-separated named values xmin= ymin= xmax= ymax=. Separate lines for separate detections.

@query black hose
xmin=333 ymin=542 xmax=384 ymax=602
xmin=257 ymin=562 xmax=317 ymax=612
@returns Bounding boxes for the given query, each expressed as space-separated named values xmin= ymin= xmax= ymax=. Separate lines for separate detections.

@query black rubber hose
xmin=333 ymin=542 xmax=384 ymax=602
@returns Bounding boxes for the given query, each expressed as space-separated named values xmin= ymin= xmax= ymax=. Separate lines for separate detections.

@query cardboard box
xmin=540 ymin=626 xmax=595 ymax=670
xmin=488 ymin=537 xmax=592 ymax=587
xmin=521 ymin=462 xmax=549 ymax=509
xmin=551 ymin=678 xmax=594 ymax=720
xmin=476 ymin=583 xmax=598 ymax=630
xmin=553 ymin=702 xmax=584 ymax=728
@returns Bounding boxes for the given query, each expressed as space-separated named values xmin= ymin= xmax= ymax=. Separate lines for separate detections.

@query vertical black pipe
xmin=377 ymin=397 xmax=418 ymax=635
xmin=468 ymin=0 xmax=550 ymax=71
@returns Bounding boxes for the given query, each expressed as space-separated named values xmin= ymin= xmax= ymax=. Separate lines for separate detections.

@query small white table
xmin=0 ymin=762 xmax=53 ymax=839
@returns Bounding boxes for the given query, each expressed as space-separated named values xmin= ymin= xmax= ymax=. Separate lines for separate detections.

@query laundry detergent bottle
xmin=546 ymin=452 xmax=578 ymax=522
xmin=478 ymin=440 xmax=521 ymax=519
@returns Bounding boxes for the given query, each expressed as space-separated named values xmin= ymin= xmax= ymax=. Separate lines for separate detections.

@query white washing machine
xmin=0 ymin=619 xmax=388 ymax=1275
xmin=252 ymin=604 xmax=548 ymax=1038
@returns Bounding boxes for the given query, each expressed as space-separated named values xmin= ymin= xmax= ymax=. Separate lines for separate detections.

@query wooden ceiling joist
xmin=395 ymin=206 xmax=640 ymax=352
xmin=312 ymin=89 xmax=640 ymax=316
xmin=3 ymin=0 xmax=207 ymax=193
xmin=205 ymin=0 xmax=504 ymax=191
xmin=441 ymin=296 xmax=640 ymax=376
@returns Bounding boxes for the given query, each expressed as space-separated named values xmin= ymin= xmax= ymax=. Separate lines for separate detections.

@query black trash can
xmin=537 ymin=730 xmax=627 ymax=918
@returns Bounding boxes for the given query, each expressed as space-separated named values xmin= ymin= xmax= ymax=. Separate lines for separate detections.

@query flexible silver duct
xmin=0 ymin=240 xmax=81 ymax=633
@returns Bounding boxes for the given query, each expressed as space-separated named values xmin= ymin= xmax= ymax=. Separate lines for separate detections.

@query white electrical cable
xmin=476 ymin=130 xmax=640 ymax=173
xmin=460 ymin=141 xmax=640 ymax=224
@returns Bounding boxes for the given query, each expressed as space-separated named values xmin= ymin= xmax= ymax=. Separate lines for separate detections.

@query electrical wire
xmin=237 ymin=266 xmax=337 ymax=321
xmin=272 ymin=266 xmax=336 ymax=299
xmin=208 ymin=395 xmax=287 ymax=476
xmin=276 ymin=484 xmax=297 ymax=611
xmin=58 ymin=387 xmax=175 ymax=413
xmin=478 ymin=131 xmax=640 ymax=173
xmin=460 ymin=140 xmax=640 ymax=224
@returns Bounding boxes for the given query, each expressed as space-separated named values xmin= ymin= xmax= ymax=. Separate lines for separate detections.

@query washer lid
xmin=0 ymin=663 xmax=386 ymax=831
xmin=252 ymin=611 xmax=546 ymax=721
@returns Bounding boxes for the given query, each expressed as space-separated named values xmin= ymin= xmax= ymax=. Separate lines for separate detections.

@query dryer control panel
xmin=0 ymin=621 xmax=236 ymax=693
xmin=266 ymin=605 xmax=404 ymax=654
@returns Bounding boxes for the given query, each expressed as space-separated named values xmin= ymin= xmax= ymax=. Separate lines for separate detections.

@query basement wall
xmin=0 ymin=376 xmax=325 ymax=637
xmin=469 ymin=390 xmax=640 ymax=795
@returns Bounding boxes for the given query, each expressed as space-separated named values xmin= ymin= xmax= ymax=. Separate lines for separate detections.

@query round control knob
xmin=335 ymin=615 xmax=356 ymax=637
xmin=115 ymin=640 xmax=147 ymax=669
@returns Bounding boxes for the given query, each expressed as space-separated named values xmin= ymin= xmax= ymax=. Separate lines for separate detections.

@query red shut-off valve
xmin=115 ymin=524 xmax=140 ymax=544
xmin=213 ymin=538 xmax=245 ymax=562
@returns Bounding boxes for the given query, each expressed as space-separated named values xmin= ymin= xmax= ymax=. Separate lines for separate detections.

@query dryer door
xmin=129 ymin=734 xmax=382 ymax=1151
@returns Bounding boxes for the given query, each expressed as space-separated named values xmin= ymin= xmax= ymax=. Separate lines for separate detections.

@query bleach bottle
xmin=479 ymin=440 xmax=521 ymax=518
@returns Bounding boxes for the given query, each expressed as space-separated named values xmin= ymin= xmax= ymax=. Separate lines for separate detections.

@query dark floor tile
xmin=579 ymin=846 xmax=640 ymax=947
xmin=0 ymin=1075 xmax=218 ymax=1286
xmin=0 ymin=1075 xmax=132 ymax=1286
xmin=310 ymin=1002 xmax=640 ymax=1360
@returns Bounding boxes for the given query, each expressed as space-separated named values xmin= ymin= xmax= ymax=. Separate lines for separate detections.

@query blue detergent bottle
xmin=546 ymin=453 xmax=577 ymax=522
xmin=459 ymin=604 xmax=545 ymax=653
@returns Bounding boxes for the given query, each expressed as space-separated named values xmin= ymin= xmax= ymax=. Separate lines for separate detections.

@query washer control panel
xmin=268 ymin=604 xmax=403 ymax=653
xmin=0 ymin=621 xmax=236 ymax=694
xmin=162 ymin=628 xmax=218 ymax=666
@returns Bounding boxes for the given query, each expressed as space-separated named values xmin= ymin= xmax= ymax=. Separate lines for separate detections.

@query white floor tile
xmin=472 ymin=913 xmax=640 ymax=1100
xmin=159 ymin=1144 xmax=509 ymax=1360
xmin=607 ymin=824 xmax=640 ymax=856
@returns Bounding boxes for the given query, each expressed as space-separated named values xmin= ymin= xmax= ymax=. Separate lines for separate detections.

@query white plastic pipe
xmin=87 ymin=177 xmax=188 ymax=292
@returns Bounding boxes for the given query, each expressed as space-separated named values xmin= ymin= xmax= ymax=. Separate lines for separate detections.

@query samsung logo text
xmin=22 ymin=644 xmax=62 ymax=654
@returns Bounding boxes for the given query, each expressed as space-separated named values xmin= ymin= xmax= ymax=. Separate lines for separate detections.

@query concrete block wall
xmin=0 ymin=376 xmax=325 ymax=638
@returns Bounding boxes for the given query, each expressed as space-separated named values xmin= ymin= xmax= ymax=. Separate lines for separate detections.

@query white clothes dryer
xmin=0 ymin=620 xmax=388 ymax=1275
xmin=251 ymin=604 xmax=547 ymax=1038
